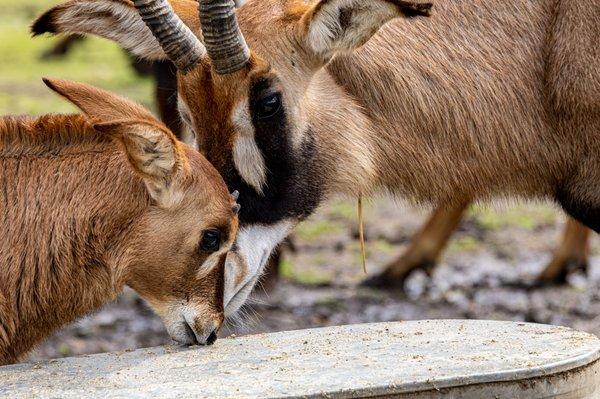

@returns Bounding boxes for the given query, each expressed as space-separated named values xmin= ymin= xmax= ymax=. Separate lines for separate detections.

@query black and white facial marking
xmin=182 ymin=67 xmax=326 ymax=316
xmin=220 ymin=75 xmax=326 ymax=316
xmin=227 ymin=76 xmax=324 ymax=226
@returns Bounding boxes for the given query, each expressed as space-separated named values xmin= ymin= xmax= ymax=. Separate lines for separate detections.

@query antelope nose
xmin=206 ymin=330 xmax=218 ymax=346
xmin=182 ymin=317 xmax=219 ymax=346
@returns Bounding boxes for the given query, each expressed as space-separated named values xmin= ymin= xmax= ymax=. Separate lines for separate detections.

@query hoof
xmin=534 ymin=259 xmax=588 ymax=287
xmin=533 ymin=272 xmax=569 ymax=288
xmin=360 ymin=260 xmax=436 ymax=290
xmin=360 ymin=273 xmax=406 ymax=289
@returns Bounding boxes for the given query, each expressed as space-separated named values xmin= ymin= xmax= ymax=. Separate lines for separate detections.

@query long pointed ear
xmin=44 ymin=78 xmax=189 ymax=208
xmin=43 ymin=77 xmax=157 ymax=123
xmin=95 ymin=121 xmax=188 ymax=208
xmin=298 ymin=0 xmax=432 ymax=62
xmin=31 ymin=0 xmax=200 ymax=62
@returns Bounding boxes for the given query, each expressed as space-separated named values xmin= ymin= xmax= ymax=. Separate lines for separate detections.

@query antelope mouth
xmin=223 ymin=221 xmax=294 ymax=317
xmin=224 ymin=259 xmax=264 ymax=316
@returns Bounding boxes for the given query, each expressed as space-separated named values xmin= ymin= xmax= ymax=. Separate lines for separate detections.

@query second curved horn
xmin=199 ymin=0 xmax=250 ymax=74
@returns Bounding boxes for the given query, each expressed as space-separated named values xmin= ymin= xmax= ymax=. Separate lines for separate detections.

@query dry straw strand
xmin=358 ymin=194 xmax=367 ymax=274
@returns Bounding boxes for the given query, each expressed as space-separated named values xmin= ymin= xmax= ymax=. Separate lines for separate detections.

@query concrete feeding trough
xmin=1 ymin=320 xmax=600 ymax=398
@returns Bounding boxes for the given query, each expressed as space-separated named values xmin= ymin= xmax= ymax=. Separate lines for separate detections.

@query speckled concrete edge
xmin=289 ymin=341 xmax=600 ymax=399
xmin=3 ymin=321 xmax=600 ymax=399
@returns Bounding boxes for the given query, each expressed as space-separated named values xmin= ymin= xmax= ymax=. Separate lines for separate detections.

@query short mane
xmin=0 ymin=114 xmax=112 ymax=157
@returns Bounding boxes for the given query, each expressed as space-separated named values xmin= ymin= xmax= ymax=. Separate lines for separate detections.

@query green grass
xmin=448 ymin=236 xmax=480 ymax=252
xmin=280 ymin=259 xmax=331 ymax=286
xmin=295 ymin=219 xmax=345 ymax=241
xmin=470 ymin=204 xmax=557 ymax=231
xmin=370 ymin=239 xmax=397 ymax=255
xmin=328 ymin=200 xmax=357 ymax=220
xmin=0 ymin=0 xmax=153 ymax=116
xmin=0 ymin=0 xmax=59 ymax=19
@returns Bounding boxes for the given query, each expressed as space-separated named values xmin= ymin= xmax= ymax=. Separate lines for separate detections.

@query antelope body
xmin=0 ymin=79 xmax=238 ymax=364
xmin=34 ymin=0 xmax=600 ymax=316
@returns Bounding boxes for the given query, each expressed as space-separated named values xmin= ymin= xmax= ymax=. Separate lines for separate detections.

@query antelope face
xmin=178 ymin=55 xmax=324 ymax=315
xmin=125 ymin=149 xmax=239 ymax=345
xmin=34 ymin=0 xmax=432 ymax=317
xmin=45 ymin=78 xmax=240 ymax=345
xmin=129 ymin=164 xmax=238 ymax=344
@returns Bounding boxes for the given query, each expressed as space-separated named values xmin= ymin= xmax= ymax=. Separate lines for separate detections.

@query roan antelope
xmin=0 ymin=79 xmax=238 ymax=365
xmin=33 ymin=0 xmax=600 ymax=316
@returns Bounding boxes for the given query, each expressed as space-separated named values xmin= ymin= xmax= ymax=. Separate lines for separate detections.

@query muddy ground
xmin=28 ymin=197 xmax=600 ymax=362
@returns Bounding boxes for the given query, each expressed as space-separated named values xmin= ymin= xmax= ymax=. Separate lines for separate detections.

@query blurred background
xmin=2 ymin=0 xmax=599 ymax=362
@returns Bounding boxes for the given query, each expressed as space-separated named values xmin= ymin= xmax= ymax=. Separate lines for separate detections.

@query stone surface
xmin=3 ymin=320 xmax=600 ymax=398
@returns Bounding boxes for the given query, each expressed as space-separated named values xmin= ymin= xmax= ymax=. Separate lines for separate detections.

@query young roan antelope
xmin=0 ymin=79 xmax=239 ymax=365
xmin=34 ymin=0 xmax=600 ymax=316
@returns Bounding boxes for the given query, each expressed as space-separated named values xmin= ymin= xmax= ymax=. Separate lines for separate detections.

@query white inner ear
xmin=231 ymin=101 xmax=268 ymax=194
xmin=307 ymin=0 xmax=349 ymax=55
xmin=144 ymin=180 xmax=184 ymax=209
xmin=307 ymin=0 xmax=397 ymax=57
xmin=127 ymin=128 xmax=176 ymax=177
xmin=124 ymin=127 xmax=183 ymax=208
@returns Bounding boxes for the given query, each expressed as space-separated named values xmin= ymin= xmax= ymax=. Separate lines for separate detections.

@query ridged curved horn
xmin=199 ymin=0 xmax=250 ymax=74
xmin=133 ymin=0 xmax=204 ymax=72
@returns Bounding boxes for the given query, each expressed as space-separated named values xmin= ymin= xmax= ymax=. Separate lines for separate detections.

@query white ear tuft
xmin=231 ymin=101 xmax=267 ymax=194
xmin=302 ymin=0 xmax=432 ymax=60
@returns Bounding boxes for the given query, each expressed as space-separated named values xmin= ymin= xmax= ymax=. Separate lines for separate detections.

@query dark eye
xmin=200 ymin=229 xmax=222 ymax=252
xmin=256 ymin=92 xmax=282 ymax=120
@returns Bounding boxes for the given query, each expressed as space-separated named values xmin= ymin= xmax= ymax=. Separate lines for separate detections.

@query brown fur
xmin=323 ymin=1 xmax=593 ymax=202
xmin=0 ymin=81 xmax=237 ymax=364
xmin=178 ymin=0 xmax=599 ymax=216
xmin=32 ymin=0 xmax=600 ymax=317
xmin=297 ymin=2 xmax=592 ymax=193
xmin=248 ymin=0 xmax=598 ymax=225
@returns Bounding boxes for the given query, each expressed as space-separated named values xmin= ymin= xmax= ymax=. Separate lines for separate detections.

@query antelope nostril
xmin=206 ymin=330 xmax=218 ymax=345
xmin=183 ymin=320 xmax=199 ymax=345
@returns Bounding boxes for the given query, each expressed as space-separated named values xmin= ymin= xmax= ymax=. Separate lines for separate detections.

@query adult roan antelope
xmin=0 ymin=79 xmax=239 ymax=365
xmin=33 ymin=0 xmax=600 ymax=316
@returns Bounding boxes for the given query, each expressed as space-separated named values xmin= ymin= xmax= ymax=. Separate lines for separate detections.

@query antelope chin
xmin=223 ymin=220 xmax=294 ymax=316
